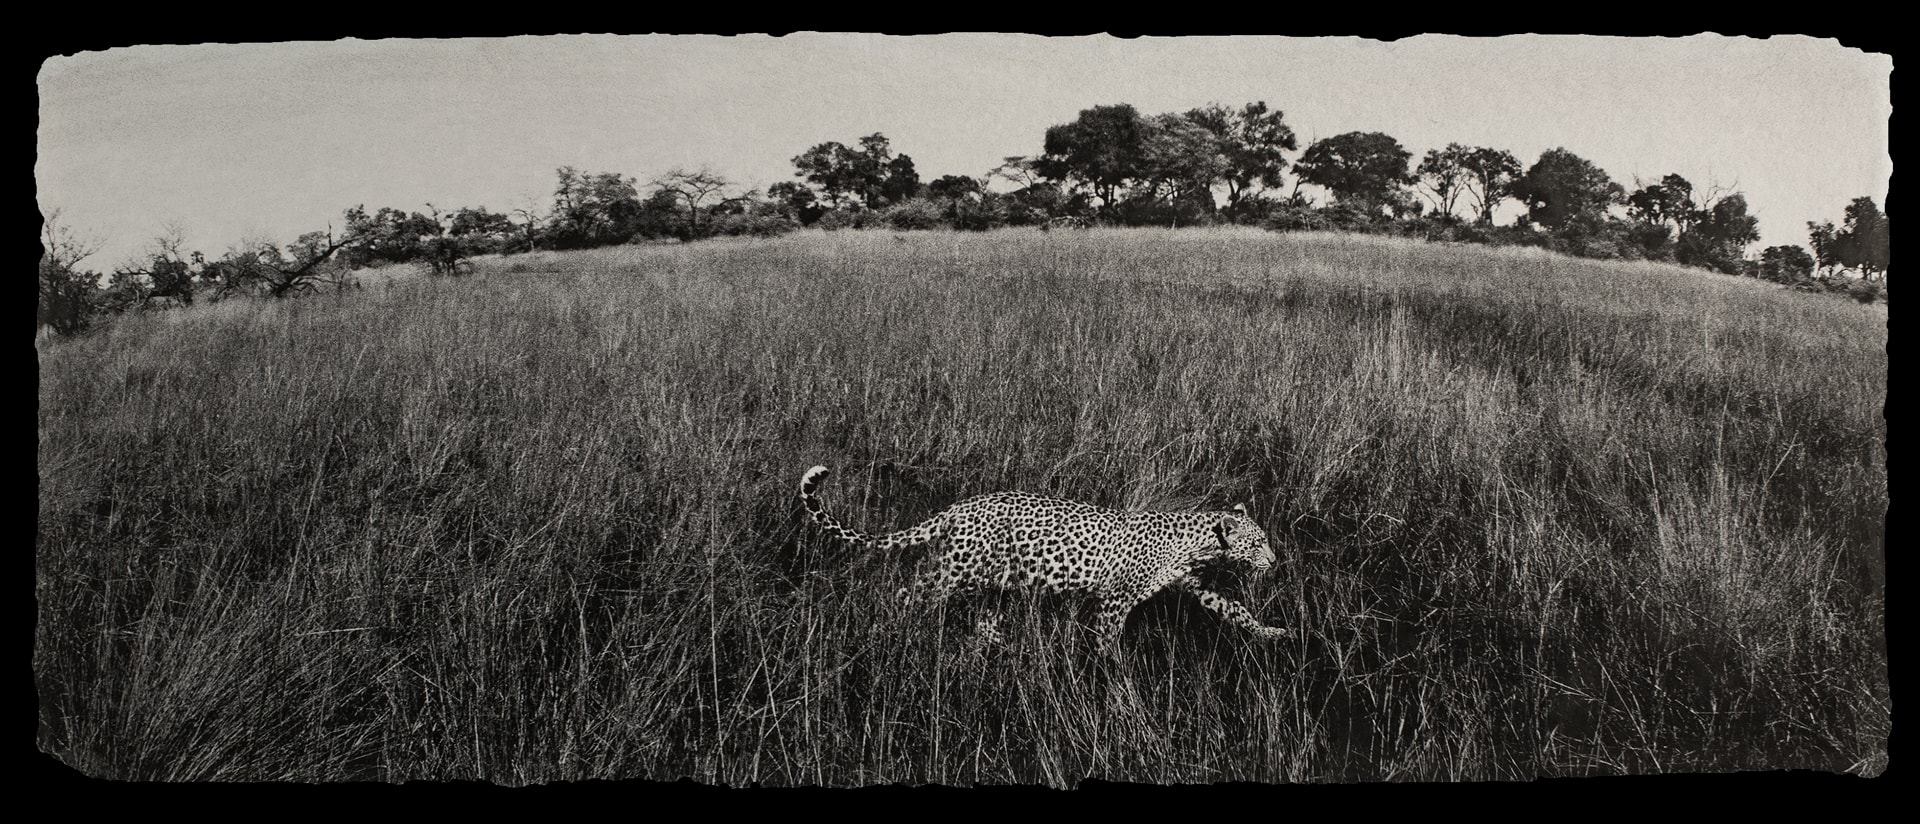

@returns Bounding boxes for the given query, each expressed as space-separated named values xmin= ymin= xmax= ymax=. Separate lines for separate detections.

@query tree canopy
xmin=1037 ymin=104 xmax=1151 ymax=212
xmin=1627 ymin=173 xmax=1700 ymax=235
xmin=43 ymin=94 xmax=1870 ymax=339
xmin=1459 ymin=147 xmax=1523 ymax=225
xmin=547 ymin=167 xmax=643 ymax=249
xmin=1293 ymin=132 xmax=1415 ymax=216
xmin=1185 ymin=101 xmax=1298 ymax=219
xmin=1513 ymin=148 xmax=1624 ymax=232
xmin=651 ymin=168 xmax=736 ymax=240
xmin=792 ymin=133 xmax=918 ymax=211
xmin=1837 ymin=196 xmax=1890 ymax=280
xmin=1758 ymin=245 xmax=1816 ymax=283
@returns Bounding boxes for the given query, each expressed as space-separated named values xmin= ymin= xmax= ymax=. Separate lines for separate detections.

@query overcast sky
xmin=38 ymin=34 xmax=1890 ymax=266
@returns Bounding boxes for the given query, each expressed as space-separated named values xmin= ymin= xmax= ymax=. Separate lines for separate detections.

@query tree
xmin=104 ymin=222 xmax=199 ymax=310
xmin=1807 ymin=220 xmax=1844 ymax=280
xmin=988 ymin=156 xmax=1045 ymax=190
xmin=1186 ymin=101 xmax=1298 ymax=220
xmin=1293 ymin=132 xmax=1415 ymax=216
xmin=915 ymin=174 xmax=979 ymax=226
xmin=507 ymin=193 xmax=549 ymax=253
xmin=1037 ymin=104 xmax=1150 ymax=213
xmin=1627 ymin=173 xmax=1701 ymax=236
xmin=547 ymin=167 xmax=642 ymax=249
xmin=1681 ymin=192 xmax=1760 ymax=273
xmin=1415 ymin=144 xmax=1474 ymax=219
xmin=984 ymin=156 xmax=1076 ymax=225
xmin=1512 ymin=147 xmax=1624 ymax=232
xmin=1627 ymin=176 xmax=1759 ymax=271
xmin=410 ymin=204 xmax=517 ymax=275
xmin=792 ymin=133 xmax=916 ymax=211
xmin=343 ymin=205 xmax=441 ymax=265
xmin=1134 ymin=112 xmax=1230 ymax=223
xmin=445 ymin=206 xmax=514 ymax=242
xmin=695 ymin=188 xmax=801 ymax=238
xmin=1758 ymin=245 xmax=1816 ymax=283
xmin=1388 ymin=190 xmax=1427 ymax=220
xmin=628 ymin=189 xmax=685 ymax=240
xmin=1459 ymin=147 xmax=1523 ymax=225
xmin=202 ymin=228 xmax=359 ymax=299
xmin=881 ymin=154 xmax=921 ymax=206
xmin=38 ymin=208 xmax=104 ymax=335
xmin=950 ymin=191 xmax=1011 ymax=232
xmin=766 ymin=181 xmax=824 ymax=225
xmin=853 ymin=134 xmax=895 ymax=209
xmin=792 ymin=142 xmax=861 ymax=210
xmin=927 ymin=174 xmax=983 ymax=201
xmin=651 ymin=167 xmax=735 ymax=240
xmin=1836 ymin=196 xmax=1890 ymax=281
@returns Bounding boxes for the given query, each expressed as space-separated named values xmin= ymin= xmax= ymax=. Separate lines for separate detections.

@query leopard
xmin=797 ymin=465 xmax=1292 ymax=655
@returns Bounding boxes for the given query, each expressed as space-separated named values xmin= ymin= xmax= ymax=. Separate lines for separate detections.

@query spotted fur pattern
xmin=798 ymin=465 xmax=1291 ymax=655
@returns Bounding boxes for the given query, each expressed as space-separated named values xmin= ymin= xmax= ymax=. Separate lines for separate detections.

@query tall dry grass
xmin=37 ymin=227 xmax=1886 ymax=783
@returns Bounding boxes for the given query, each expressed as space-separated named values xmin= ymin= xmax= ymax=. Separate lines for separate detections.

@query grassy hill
xmin=36 ymin=227 xmax=1887 ymax=784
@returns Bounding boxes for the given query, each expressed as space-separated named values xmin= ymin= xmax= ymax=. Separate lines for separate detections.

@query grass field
xmin=35 ymin=227 xmax=1887 ymax=784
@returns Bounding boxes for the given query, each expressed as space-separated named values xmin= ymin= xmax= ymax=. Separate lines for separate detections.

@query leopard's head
xmin=1213 ymin=503 xmax=1277 ymax=573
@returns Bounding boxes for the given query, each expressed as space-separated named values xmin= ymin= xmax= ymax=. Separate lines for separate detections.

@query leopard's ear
xmin=1232 ymin=502 xmax=1249 ymax=517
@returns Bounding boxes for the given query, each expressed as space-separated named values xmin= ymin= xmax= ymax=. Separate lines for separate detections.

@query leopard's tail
xmin=799 ymin=465 xmax=948 ymax=551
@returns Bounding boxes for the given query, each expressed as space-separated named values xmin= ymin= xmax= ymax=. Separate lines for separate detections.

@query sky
xmin=37 ymin=34 xmax=1891 ymax=267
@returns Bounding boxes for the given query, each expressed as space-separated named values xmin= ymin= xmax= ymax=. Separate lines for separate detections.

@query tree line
xmin=40 ymin=100 xmax=1889 ymax=335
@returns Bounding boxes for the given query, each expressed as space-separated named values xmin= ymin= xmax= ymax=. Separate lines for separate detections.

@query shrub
xmin=1112 ymin=194 xmax=1217 ymax=228
xmin=949 ymin=195 xmax=1009 ymax=232
xmin=1570 ymin=234 xmax=1627 ymax=260
xmin=708 ymin=212 xmax=799 ymax=238
xmin=813 ymin=208 xmax=884 ymax=231
xmin=1674 ymin=232 xmax=1746 ymax=275
xmin=1548 ymin=216 xmax=1639 ymax=261
xmin=1262 ymin=204 xmax=1333 ymax=233
xmin=1384 ymin=215 xmax=1470 ymax=243
xmin=879 ymin=199 xmax=947 ymax=231
xmin=1845 ymin=278 xmax=1884 ymax=304
xmin=1457 ymin=222 xmax=1550 ymax=250
xmin=1319 ymin=203 xmax=1386 ymax=232
xmin=813 ymin=209 xmax=855 ymax=231
xmin=1626 ymin=223 xmax=1676 ymax=261
xmin=1226 ymin=195 xmax=1281 ymax=225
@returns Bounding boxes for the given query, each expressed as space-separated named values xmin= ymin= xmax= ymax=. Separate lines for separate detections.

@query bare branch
xmin=41 ymin=208 xmax=104 ymax=270
xmin=651 ymin=166 xmax=736 ymax=239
